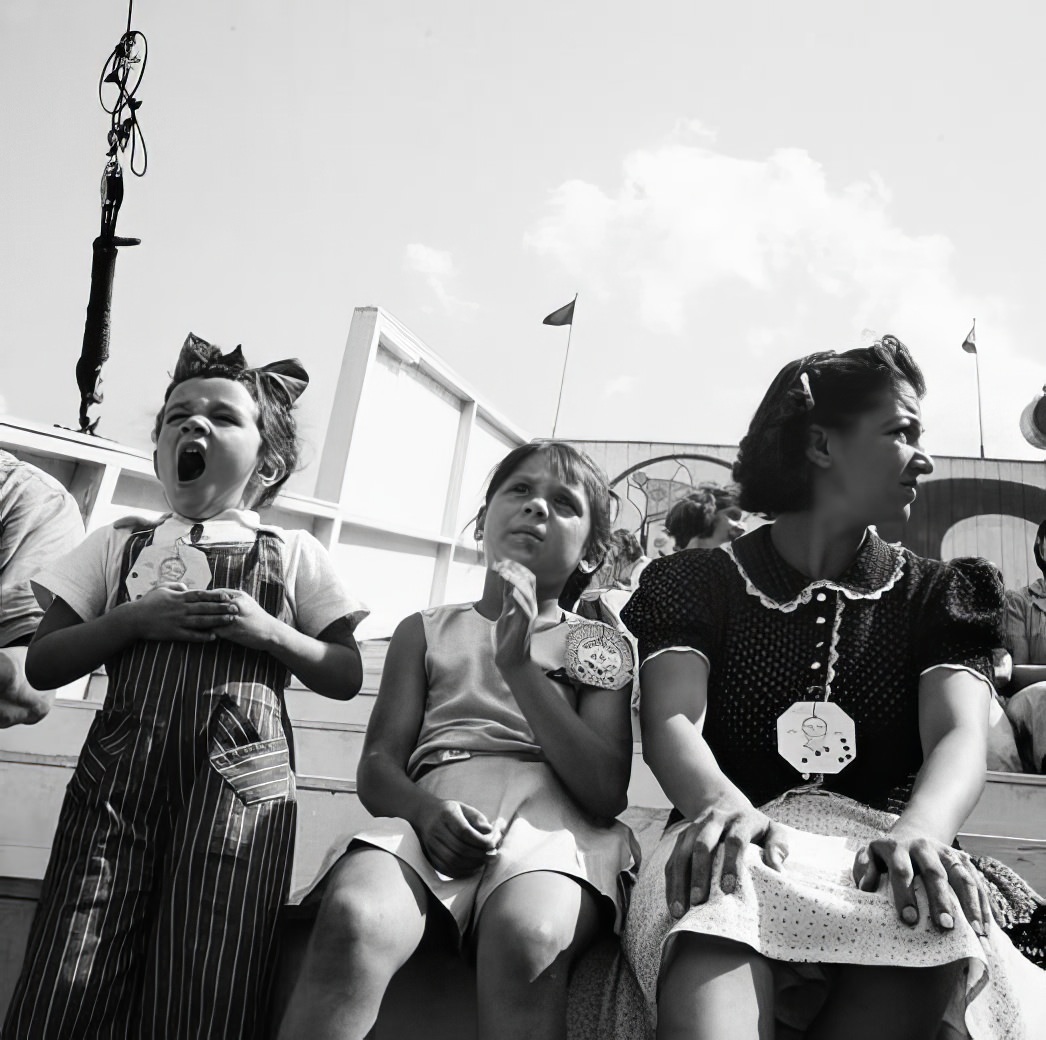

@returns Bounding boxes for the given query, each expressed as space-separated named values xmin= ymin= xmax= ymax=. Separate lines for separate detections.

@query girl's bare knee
xmin=312 ymin=854 xmax=425 ymax=965
xmin=477 ymin=877 xmax=599 ymax=983
xmin=318 ymin=886 xmax=388 ymax=949
xmin=487 ymin=912 xmax=577 ymax=981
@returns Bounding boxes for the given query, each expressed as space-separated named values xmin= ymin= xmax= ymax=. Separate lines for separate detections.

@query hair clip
xmin=798 ymin=372 xmax=815 ymax=409
xmin=787 ymin=370 xmax=815 ymax=414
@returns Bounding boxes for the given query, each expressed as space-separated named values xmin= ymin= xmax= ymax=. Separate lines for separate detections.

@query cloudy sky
xmin=3 ymin=1 xmax=1045 ymax=480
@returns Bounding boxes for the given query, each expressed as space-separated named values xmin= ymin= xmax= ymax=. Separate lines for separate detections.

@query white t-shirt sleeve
xmin=32 ymin=525 xmax=128 ymax=622
xmin=283 ymin=530 xmax=369 ymax=637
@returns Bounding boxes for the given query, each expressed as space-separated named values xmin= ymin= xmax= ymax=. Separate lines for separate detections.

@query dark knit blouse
xmin=620 ymin=524 xmax=1005 ymax=814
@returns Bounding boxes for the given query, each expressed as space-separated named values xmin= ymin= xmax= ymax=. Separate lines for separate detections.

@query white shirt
xmin=33 ymin=509 xmax=368 ymax=638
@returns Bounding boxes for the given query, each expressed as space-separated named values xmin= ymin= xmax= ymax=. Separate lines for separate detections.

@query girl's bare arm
xmin=498 ymin=658 xmax=633 ymax=820
xmin=357 ymin=613 xmax=498 ymax=875
xmin=355 ymin=613 xmax=431 ymax=821
xmin=26 ymin=588 xmax=231 ymax=689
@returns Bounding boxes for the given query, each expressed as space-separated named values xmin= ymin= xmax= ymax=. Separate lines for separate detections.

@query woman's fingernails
xmin=939 ymin=912 xmax=954 ymax=930
xmin=721 ymin=874 xmax=736 ymax=894
xmin=670 ymin=901 xmax=683 ymax=919
xmin=901 ymin=905 xmax=919 ymax=925
xmin=972 ymin=920 xmax=986 ymax=937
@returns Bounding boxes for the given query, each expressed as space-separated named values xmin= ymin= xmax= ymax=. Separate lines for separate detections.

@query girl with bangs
xmin=279 ymin=441 xmax=640 ymax=1040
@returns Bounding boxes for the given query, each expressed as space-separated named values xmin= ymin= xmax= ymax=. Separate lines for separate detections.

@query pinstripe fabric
xmin=4 ymin=527 xmax=297 ymax=1040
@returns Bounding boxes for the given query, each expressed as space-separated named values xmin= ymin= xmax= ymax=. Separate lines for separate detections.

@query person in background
xmin=662 ymin=483 xmax=746 ymax=553
xmin=574 ymin=529 xmax=650 ymax=615
xmin=985 ymin=648 xmax=1024 ymax=773
xmin=0 ymin=448 xmax=84 ymax=726
xmin=610 ymin=529 xmax=651 ymax=587
xmin=1002 ymin=519 xmax=1046 ymax=772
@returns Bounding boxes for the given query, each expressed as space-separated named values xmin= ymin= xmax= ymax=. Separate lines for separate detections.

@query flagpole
xmin=551 ymin=293 xmax=577 ymax=438
xmin=973 ymin=343 xmax=985 ymax=460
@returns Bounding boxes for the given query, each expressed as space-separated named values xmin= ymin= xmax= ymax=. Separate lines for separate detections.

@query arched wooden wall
xmin=571 ymin=441 xmax=1046 ymax=589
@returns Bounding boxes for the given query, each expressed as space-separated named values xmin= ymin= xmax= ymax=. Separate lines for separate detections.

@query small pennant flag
xmin=543 ymin=298 xmax=575 ymax=326
xmin=961 ymin=321 xmax=977 ymax=354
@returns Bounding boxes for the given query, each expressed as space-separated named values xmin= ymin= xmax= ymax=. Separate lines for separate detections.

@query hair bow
xmin=257 ymin=358 xmax=309 ymax=403
xmin=176 ymin=333 xmax=309 ymax=403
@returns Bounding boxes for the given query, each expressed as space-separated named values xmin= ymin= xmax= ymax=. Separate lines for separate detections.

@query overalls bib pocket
xmin=72 ymin=710 xmax=138 ymax=795
xmin=210 ymin=739 xmax=292 ymax=805
xmin=208 ymin=694 xmax=292 ymax=806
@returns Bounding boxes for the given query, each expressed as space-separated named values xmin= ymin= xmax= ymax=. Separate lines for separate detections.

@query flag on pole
xmin=543 ymin=298 xmax=575 ymax=326
xmin=961 ymin=321 xmax=977 ymax=354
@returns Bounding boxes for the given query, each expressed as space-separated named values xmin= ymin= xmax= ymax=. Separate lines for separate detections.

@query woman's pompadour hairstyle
xmin=732 ymin=335 xmax=925 ymax=516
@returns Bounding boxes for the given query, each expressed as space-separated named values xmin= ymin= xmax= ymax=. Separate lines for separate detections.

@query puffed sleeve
xmin=619 ymin=550 xmax=726 ymax=666
xmin=915 ymin=557 xmax=1004 ymax=687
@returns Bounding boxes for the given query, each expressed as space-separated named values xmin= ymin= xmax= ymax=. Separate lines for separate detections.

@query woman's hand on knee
xmin=854 ymin=832 xmax=989 ymax=936
xmin=665 ymin=806 xmax=789 ymax=918
xmin=415 ymin=799 xmax=500 ymax=878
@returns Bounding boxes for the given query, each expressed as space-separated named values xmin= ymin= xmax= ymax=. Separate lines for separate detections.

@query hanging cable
xmin=75 ymin=0 xmax=148 ymax=434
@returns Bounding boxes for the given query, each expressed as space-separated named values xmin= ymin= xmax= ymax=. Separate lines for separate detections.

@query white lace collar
xmin=722 ymin=525 xmax=907 ymax=614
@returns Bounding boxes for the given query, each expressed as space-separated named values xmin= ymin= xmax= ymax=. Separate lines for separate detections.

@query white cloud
xmin=403 ymin=244 xmax=479 ymax=319
xmin=526 ymin=143 xmax=962 ymax=337
xmin=525 ymin=134 xmax=1043 ymax=459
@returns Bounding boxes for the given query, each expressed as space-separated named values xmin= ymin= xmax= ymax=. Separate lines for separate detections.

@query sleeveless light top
xmin=407 ymin=602 xmax=579 ymax=778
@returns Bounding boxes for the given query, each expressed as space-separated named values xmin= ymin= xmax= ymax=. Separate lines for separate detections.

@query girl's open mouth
xmin=177 ymin=446 xmax=206 ymax=482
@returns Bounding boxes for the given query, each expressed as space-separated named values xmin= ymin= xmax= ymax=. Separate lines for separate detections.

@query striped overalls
xmin=4 ymin=525 xmax=297 ymax=1040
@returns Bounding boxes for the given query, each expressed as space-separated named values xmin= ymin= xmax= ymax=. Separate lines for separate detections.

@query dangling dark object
xmin=1020 ymin=387 xmax=1046 ymax=451
xmin=75 ymin=0 xmax=148 ymax=435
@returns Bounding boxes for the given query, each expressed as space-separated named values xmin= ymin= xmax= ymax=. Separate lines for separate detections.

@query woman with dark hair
xmin=663 ymin=484 xmax=745 ymax=553
xmin=620 ymin=336 xmax=1045 ymax=1039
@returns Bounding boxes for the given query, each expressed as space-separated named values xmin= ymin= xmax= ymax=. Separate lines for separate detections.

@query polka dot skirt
xmin=622 ymin=792 xmax=1043 ymax=1039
